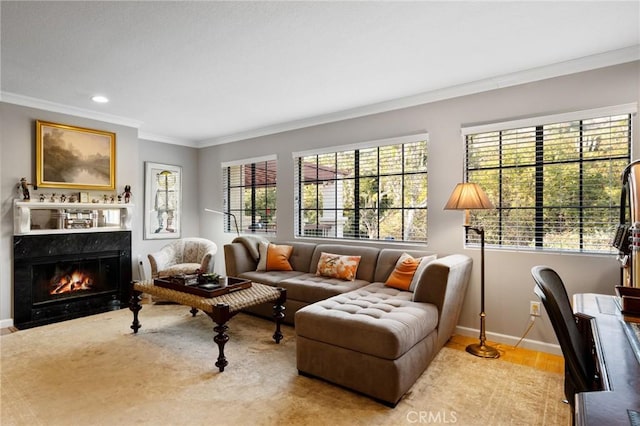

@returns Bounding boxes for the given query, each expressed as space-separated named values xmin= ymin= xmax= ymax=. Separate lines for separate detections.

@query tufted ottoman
xmin=295 ymin=282 xmax=440 ymax=407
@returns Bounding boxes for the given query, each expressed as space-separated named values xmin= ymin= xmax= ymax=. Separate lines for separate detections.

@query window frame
xmin=222 ymin=155 xmax=278 ymax=235
xmin=461 ymin=104 xmax=635 ymax=254
xmin=292 ymin=133 xmax=429 ymax=242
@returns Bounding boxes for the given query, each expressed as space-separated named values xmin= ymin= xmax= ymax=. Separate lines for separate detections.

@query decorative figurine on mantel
xmin=123 ymin=185 xmax=132 ymax=204
xmin=18 ymin=177 xmax=37 ymax=201
xmin=39 ymin=194 xmax=45 ymax=202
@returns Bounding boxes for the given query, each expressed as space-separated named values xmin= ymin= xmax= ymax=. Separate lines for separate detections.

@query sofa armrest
xmin=148 ymin=248 xmax=174 ymax=278
xmin=224 ymin=242 xmax=258 ymax=277
xmin=412 ymin=254 xmax=472 ymax=349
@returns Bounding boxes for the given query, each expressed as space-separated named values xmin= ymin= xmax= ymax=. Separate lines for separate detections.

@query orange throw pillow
xmin=315 ymin=252 xmax=361 ymax=281
xmin=256 ymin=243 xmax=293 ymax=271
xmin=385 ymin=253 xmax=435 ymax=291
xmin=266 ymin=244 xmax=293 ymax=271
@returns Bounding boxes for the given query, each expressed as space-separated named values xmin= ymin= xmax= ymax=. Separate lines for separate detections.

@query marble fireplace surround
xmin=13 ymin=231 xmax=132 ymax=329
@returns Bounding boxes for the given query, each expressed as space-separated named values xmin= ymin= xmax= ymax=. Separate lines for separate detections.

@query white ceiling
xmin=1 ymin=1 xmax=639 ymax=147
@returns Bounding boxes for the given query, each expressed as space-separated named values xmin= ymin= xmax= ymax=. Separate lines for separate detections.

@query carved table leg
xmin=129 ymin=287 xmax=143 ymax=334
xmin=208 ymin=303 xmax=232 ymax=372
xmin=272 ymin=287 xmax=287 ymax=344
xmin=213 ymin=322 xmax=229 ymax=372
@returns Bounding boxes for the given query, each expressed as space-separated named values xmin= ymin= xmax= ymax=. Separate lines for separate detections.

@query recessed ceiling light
xmin=91 ymin=95 xmax=109 ymax=103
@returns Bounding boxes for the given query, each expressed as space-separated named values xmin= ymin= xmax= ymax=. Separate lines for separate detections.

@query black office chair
xmin=530 ymin=265 xmax=601 ymax=409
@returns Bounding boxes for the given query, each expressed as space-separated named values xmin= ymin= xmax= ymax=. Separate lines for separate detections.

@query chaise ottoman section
xmin=295 ymin=284 xmax=439 ymax=406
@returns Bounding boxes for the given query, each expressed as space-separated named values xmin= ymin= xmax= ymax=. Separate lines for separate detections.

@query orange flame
xmin=50 ymin=271 xmax=94 ymax=294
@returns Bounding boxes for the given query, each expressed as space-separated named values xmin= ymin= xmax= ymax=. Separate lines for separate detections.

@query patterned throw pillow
xmin=315 ymin=252 xmax=361 ymax=281
xmin=385 ymin=253 xmax=437 ymax=291
xmin=256 ymin=243 xmax=294 ymax=272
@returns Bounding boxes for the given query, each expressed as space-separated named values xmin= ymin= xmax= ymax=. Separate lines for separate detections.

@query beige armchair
xmin=148 ymin=238 xmax=217 ymax=278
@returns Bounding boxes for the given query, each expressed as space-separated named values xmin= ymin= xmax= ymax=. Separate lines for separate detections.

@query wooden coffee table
xmin=129 ymin=279 xmax=286 ymax=372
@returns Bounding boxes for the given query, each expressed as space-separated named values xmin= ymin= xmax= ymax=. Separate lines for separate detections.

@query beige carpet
xmin=1 ymin=305 xmax=569 ymax=426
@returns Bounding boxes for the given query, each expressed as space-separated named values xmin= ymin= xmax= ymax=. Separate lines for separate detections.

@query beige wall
xmin=0 ymin=105 xmax=202 ymax=326
xmin=1 ymin=61 xmax=638 ymax=352
xmin=136 ymin=139 xmax=202 ymax=279
xmin=198 ymin=61 xmax=640 ymax=352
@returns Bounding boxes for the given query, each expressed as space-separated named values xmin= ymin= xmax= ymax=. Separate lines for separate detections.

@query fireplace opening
xmin=14 ymin=231 xmax=131 ymax=329
xmin=32 ymin=254 xmax=120 ymax=304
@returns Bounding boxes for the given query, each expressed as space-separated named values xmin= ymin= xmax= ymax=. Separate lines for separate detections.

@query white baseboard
xmin=455 ymin=325 xmax=562 ymax=356
xmin=0 ymin=318 xmax=15 ymax=329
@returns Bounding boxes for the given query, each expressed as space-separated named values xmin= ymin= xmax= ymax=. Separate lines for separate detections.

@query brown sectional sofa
xmin=225 ymin=240 xmax=382 ymax=323
xmin=223 ymin=238 xmax=472 ymax=406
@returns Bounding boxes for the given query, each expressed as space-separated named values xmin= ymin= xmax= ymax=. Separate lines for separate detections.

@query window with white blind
xmin=463 ymin=105 xmax=634 ymax=253
xmin=293 ymin=134 xmax=428 ymax=242
xmin=222 ymin=156 xmax=277 ymax=234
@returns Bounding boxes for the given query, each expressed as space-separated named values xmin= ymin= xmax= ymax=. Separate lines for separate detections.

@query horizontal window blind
xmin=223 ymin=159 xmax=277 ymax=234
xmin=466 ymin=112 xmax=632 ymax=253
xmin=294 ymin=137 xmax=428 ymax=242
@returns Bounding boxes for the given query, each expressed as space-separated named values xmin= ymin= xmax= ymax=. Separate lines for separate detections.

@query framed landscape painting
xmin=144 ymin=162 xmax=182 ymax=240
xmin=36 ymin=121 xmax=116 ymax=190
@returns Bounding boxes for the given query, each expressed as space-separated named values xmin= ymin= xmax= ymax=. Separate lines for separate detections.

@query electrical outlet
xmin=530 ymin=301 xmax=541 ymax=317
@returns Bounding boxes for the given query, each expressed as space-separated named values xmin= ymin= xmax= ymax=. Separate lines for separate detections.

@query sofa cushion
xmin=315 ymin=252 xmax=361 ymax=281
xmin=236 ymin=270 xmax=306 ymax=286
xmin=274 ymin=241 xmax=318 ymax=273
xmin=295 ymin=282 xmax=439 ymax=360
xmin=157 ymin=263 xmax=202 ymax=278
xmin=256 ymin=242 xmax=293 ymax=272
xmin=279 ymin=273 xmax=371 ymax=304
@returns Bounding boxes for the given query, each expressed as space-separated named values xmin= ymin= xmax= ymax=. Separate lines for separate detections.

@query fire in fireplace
xmin=50 ymin=269 xmax=94 ymax=295
xmin=14 ymin=231 xmax=131 ymax=329
xmin=32 ymin=256 xmax=120 ymax=304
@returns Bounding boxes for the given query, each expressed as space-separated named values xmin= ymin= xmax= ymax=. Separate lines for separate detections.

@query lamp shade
xmin=444 ymin=182 xmax=494 ymax=210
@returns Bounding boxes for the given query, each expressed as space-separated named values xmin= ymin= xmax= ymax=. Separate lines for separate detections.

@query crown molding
xmin=0 ymin=91 xmax=144 ymax=129
xmin=137 ymin=131 xmax=197 ymax=147
xmin=2 ymin=45 xmax=638 ymax=149
xmin=198 ymin=45 xmax=640 ymax=148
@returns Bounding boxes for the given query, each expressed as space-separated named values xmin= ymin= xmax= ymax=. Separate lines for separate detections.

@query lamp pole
xmin=204 ymin=209 xmax=240 ymax=237
xmin=465 ymin=225 xmax=499 ymax=358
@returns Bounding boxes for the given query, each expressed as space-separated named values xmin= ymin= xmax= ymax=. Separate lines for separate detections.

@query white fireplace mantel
xmin=14 ymin=199 xmax=134 ymax=235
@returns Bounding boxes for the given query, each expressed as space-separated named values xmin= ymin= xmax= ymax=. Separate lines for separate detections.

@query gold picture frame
xmin=36 ymin=120 xmax=116 ymax=190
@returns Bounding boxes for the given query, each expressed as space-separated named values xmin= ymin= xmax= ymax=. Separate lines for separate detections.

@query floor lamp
xmin=204 ymin=208 xmax=240 ymax=237
xmin=444 ymin=182 xmax=499 ymax=359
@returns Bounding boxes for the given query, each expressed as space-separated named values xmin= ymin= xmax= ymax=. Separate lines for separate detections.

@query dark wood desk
xmin=573 ymin=293 xmax=640 ymax=425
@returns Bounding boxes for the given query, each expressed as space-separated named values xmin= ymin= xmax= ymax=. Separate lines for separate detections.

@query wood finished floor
xmin=445 ymin=334 xmax=564 ymax=374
